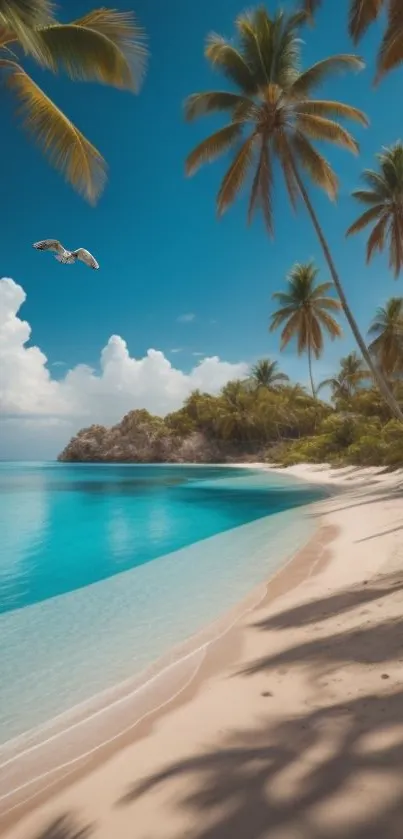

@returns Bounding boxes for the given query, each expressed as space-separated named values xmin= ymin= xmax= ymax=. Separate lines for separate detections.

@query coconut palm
xmin=249 ymin=358 xmax=289 ymax=390
xmin=347 ymin=143 xmax=403 ymax=278
xmin=318 ymin=351 xmax=370 ymax=401
xmin=184 ymin=6 xmax=403 ymax=420
xmin=270 ymin=262 xmax=342 ymax=397
xmin=0 ymin=5 xmax=147 ymax=202
xmin=303 ymin=0 xmax=403 ymax=81
xmin=368 ymin=297 xmax=403 ymax=379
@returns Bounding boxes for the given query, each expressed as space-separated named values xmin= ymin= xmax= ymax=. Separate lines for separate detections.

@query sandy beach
xmin=3 ymin=462 xmax=403 ymax=839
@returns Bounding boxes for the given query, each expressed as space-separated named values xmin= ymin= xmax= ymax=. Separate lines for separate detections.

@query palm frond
xmin=314 ymin=296 xmax=342 ymax=311
xmin=184 ymin=91 xmax=248 ymax=121
xmin=346 ymin=204 xmax=385 ymax=237
xmin=2 ymin=59 xmax=105 ymax=203
xmin=311 ymin=280 xmax=336 ymax=296
xmin=248 ymin=139 xmax=273 ymax=234
xmin=70 ymin=8 xmax=147 ymax=91
xmin=349 ymin=0 xmax=384 ymax=43
xmin=351 ymin=188 xmax=382 ymax=204
xmin=33 ymin=23 xmax=135 ymax=89
xmin=185 ymin=123 xmax=242 ymax=176
xmin=281 ymin=311 xmax=304 ymax=349
xmin=376 ymin=0 xmax=403 ymax=80
xmin=366 ymin=214 xmax=389 ymax=261
xmin=390 ymin=214 xmax=403 ymax=278
xmin=296 ymin=113 xmax=359 ymax=153
xmin=295 ymin=99 xmax=368 ymax=125
xmin=302 ymin=0 xmax=322 ymax=19
xmin=290 ymin=54 xmax=365 ymax=97
xmin=274 ymin=132 xmax=299 ymax=209
xmin=205 ymin=34 xmax=256 ymax=93
xmin=217 ymin=135 xmax=257 ymax=215
xmin=292 ymin=132 xmax=338 ymax=198
xmin=316 ymin=309 xmax=343 ymax=338
xmin=235 ymin=8 xmax=270 ymax=87
xmin=0 ymin=0 xmax=55 ymax=57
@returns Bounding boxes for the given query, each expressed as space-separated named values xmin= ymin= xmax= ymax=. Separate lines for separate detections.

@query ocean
xmin=0 ymin=463 xmax=325 ymax=810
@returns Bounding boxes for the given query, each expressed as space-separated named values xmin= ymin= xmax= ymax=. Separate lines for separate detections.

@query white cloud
xmin=192 ymin=352 xmax=205 ymax=357
xmin=0 ymin=279 xmax=248 ymax=459
xmin=169 ymin=348 xmax=183 ymax=354
xmin=177 ymin=312 xmax=195 ymax=323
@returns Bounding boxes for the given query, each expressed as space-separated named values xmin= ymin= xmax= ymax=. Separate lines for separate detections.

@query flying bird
xmin=33 ymin=239 xmax=99 ymax=270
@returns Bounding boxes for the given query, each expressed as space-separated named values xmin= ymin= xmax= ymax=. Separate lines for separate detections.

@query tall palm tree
xmin=184 ymin=7 xmax=403 ymax=420
xmin=347 ymin=143 xmax=403 ymax=278
xmin=303 ymin=0 xmax=403 ymax=81
xmin=270 ymin=262 xmax=342 ymax=397
xmin=0 ymin=5 xmax=147 ymax=202
xmin=318 ymin=351 xmax=370 ymax=401
xmin=368 ymin=297 xmax=403 ymax=379
xmin=249 ymin=358 xmax=289 ymax=389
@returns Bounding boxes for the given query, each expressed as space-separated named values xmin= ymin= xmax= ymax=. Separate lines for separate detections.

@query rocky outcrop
xmin=57 ymin=410 xmax=221 ymax=463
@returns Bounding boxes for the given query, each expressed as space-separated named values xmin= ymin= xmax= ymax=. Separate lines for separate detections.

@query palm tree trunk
xmin=307 ymin=343 xmax=315 ymax=397
xmin=290 ymin=160 xmax=403 ymax=422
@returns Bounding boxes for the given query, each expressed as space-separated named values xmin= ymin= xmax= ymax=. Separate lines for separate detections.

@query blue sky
xmin=1 ymin=0 xmax=402 ymax=457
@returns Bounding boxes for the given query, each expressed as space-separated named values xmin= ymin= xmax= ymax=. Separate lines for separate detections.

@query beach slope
xmin=3 ymin=463 xmax=403 ymax=839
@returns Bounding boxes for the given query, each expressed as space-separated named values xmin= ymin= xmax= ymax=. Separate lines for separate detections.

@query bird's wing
xmin=72 ymin=248 xmax=99 ymax=270
xmin=33 ymin=239 xmax=64 ymax=254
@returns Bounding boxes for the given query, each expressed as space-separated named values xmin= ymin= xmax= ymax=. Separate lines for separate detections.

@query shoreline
xmin=0 ymin=468 xmax=326 ymax=827
xmin=3 ymin=463 xmax=403 ymax=838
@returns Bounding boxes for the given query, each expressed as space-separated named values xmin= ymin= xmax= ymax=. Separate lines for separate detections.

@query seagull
xmin=33 ymin=239 xmax=99 ymax=270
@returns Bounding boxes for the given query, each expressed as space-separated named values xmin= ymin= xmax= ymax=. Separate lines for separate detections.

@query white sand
xmin=2 ymin=463 xmax=403 ymax=839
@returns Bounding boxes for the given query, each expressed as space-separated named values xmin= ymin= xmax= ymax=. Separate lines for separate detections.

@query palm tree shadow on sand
xmin=29 ymin=816 xmax=92 ymax=839
xmin=117 ymin=571 xmax=403 ymax=839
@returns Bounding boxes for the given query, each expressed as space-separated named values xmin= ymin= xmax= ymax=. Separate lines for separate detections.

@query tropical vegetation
xmin=1 ymin=2 xmax=147 ymax=202
xmin=184 ymin=6 xmax=403 ymax=420
xmin=270 ymin=262 xmax=342 ymax=397
xmin=347 ymin=143 xmax=403 ymax=277
xmin=303 ymin=0 xmax=403 ymax=81
xmin=249 ymin=359 xmax=289 ymax=390
xmin=59 ymin=296 xmax=403 ymax=469
xmin=368 ymin=298 xmax=403 ymax=379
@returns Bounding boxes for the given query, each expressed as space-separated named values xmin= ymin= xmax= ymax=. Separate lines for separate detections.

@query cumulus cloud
xmin=0 ymin=279 xmax=248 ymax=459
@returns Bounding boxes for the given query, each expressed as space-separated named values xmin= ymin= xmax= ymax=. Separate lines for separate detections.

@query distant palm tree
xmin=249 ymin=359 xmax=289 ymax=390
xmin=368 ymin=298 xmax=403 ymax=379
xmin=184 ymin=6 xmax=403 ymax=420
xmin=347 ymin=143 xmax=403 ymax=278
xmin=0 ymin=5 xmax=147 ymax=202
xmin=270 ymin=262 xmax=342 ymax=397
xmin=303 ymin=0 xmax=403 ymax=81
xmin=318 ymin=351 xmax=370 ymax=401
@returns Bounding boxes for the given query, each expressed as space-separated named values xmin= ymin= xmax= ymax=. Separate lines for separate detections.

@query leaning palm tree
xmin=347 ymin=143 xmax=403 ymax=278
xmin=303 ymin=0 xmax=403 ymax=81
xmin=270 ymin=262 xmax=342 ymax=397
xmin=184 ymin=6 xmax=403 ymax=420
xmin=0 ymin=5 xmax=147 ymax=202
xmin=249 ymin=358 xmax=289 ymax=390
xmin=318 ymin=351 xmax=370 ymax=401
xmin=368 ymin=297 xmax=403 ymax=379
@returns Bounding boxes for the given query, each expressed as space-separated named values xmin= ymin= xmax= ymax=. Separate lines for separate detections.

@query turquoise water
xmin=0 ymin=464 xmax=325 ymax=752
xmin=0 ymin=463 xmax=322 ymax=615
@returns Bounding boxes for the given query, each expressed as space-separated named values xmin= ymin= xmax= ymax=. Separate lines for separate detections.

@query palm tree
xmin=368 ymin=298 xmax=403 ymax=379
xmin=0 ymin=5 xmax=147 ymax=202
xmin=318 ymin=351 xmax=370 ymax=401
xmin=347 ymin=143 xmax=403 ymax=278
xmin=303 ymin=0 xmax=403 ymax=81
xmin=270 ymin=262 xmax=342 ymax=397
xmin=184 ymin=6 xmax=403 ymax=420
xmin=249 ymin=358 xmax=289 ymax=390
